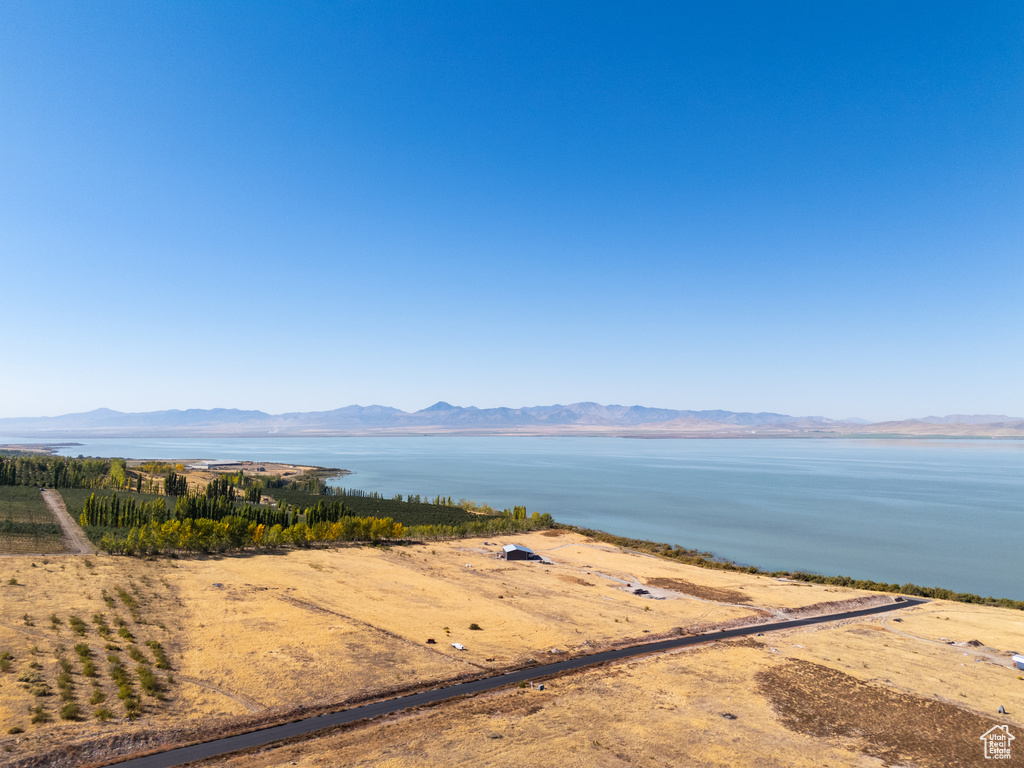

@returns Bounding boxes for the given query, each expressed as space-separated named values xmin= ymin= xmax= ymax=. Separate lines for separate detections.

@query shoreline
xmin=4 ymin=428 xmax=1024 ymax=443
xmin=4 ymin=446 xmax=1020 ymax=606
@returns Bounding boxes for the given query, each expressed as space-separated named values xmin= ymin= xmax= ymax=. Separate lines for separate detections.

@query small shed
xmin=1012 ymin=654 xmax=1024 ymax=671
xmin=502 ymin=543 xmax=535 ymax=561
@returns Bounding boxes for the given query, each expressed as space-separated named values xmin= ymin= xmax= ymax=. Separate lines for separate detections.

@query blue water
xmin=4 ymin=436 xmax=1021 ymax=599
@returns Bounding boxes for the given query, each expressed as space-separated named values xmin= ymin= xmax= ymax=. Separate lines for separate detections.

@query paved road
xmin=106 ymin=597 xmax=926 ymax=768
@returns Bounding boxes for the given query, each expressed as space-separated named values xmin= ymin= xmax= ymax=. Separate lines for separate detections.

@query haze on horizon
xmin=1 ymin=3 xmax=1021 ymax=424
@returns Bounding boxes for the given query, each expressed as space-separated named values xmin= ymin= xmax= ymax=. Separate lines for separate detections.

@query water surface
xmin=4 ymin=436 xmax=1020 ymax=599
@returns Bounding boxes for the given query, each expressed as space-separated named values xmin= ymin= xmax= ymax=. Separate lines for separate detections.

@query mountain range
xmin=1 ymin=403 xmax=1022 ymax=438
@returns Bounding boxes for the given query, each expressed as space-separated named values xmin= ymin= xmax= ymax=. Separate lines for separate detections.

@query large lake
xmin=5 ymin=436 xmax=1021 ymax=599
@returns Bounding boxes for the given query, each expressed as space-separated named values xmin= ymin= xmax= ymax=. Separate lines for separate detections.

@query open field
xmin=0 ymin=531 xmax=1020 ymax=767
xmin=0 ymin=486 xmax=65 ymax=555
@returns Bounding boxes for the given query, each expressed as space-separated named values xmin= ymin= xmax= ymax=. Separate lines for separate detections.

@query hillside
xmin=0 ymin=531 xmax=1019 ymax=767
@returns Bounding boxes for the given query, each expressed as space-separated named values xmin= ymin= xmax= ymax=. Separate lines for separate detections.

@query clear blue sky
xmin=1 ymin=2 xmax=1021 ymax=421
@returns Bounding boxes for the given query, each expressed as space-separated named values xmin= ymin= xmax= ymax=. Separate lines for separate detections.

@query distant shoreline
xmin=2 ymin=431 xmax=1022 ymax=445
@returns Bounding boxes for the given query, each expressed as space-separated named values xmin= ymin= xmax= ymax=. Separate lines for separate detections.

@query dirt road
xmin=41 ymin=488 xmax=96 ymax=554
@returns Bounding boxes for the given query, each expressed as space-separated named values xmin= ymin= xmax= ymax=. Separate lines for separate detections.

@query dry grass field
xmin=198 ymin=622 xmax=1024 ymax=768
xmin=0 ymin=530 xmax=1020 ymax=767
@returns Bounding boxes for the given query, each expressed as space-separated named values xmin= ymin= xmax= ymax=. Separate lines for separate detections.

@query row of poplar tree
xmin=79 ymin=493 xmax=292 ymax=529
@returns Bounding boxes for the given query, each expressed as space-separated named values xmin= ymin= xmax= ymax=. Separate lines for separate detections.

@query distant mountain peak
xmin=1 ymin=403 xmax=1019 ymax=438
xmin=420 ymin=401 xmax=457 ymax=412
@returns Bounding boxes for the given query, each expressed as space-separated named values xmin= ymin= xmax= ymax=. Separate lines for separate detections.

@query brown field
xmin=0 ymin=531 xmax=1021 ymax=767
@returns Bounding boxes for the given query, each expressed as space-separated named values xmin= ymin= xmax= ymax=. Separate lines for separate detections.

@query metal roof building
xmin=502 ymin=543 xmax=535 ymax=561
xmin=186 ymin=460 xmax=238 ymax=471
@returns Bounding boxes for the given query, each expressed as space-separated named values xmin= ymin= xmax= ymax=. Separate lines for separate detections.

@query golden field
xmin=0 ymin=530 xmax=1021 ymax=767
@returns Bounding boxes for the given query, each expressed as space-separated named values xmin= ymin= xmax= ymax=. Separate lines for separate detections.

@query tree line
xmin=98 ymin=508 xmax=557 ymax=556
xmin=98 ymin=514 xmax=407 ymax=555
xmin=79 ymin=492 xmax=291 ymax=530
xmin=0 ymin=456 xmax=112 ymax=489
xmin=269 ymin=488 xmax=488 ymax=527
xmin=79 ymin=494 xmax=169 ymax=528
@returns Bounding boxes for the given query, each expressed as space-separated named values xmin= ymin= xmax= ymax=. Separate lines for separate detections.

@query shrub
xmin=60 ymin=701 xmax=81 ymax=720
xmin=95 ymin=707 xmax=113 ymax=721
xmin=93 ymin=613 xmax=112 ymax=638
xmin=68 ymin=616 xmax=87 ymax=636
xmin=127 ymin=646 xmax=147 ymax=664
xmin=7 ymin=726 xmax=23 ymax=734
xmin=137 ymin=665 xmax=161 ymax=697
xmin=116 ymin=588 xmax=141 ymax=621
xmin=146 ymin=641 xmax=171 ymax=670
xmin=89 ymin=689 xmax=106 ymax=705
xmin=469 ymin=623 xmax=482 ymax=630
xmin=30 ymin=705 xmax=50 ymax=724
xmin=82 ymin=659 xmax=97 ymax=677
xmin=50 ymin=613 xmax=62 ymax=629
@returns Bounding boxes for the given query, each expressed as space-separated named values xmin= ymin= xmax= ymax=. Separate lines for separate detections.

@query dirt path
xmin=879 ymin=615 xmax=1016 ymax=669
xmin=41 ymin=488 xmax=96 ymax=554
xmin=175 ymin=675 xmax=265 ymax=713
xmin=274 ymin=594 xmax=489 ymax=670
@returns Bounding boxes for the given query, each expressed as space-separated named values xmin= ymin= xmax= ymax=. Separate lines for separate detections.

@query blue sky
xmin=1 ymin=2 xmax=1021 ymax=421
